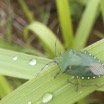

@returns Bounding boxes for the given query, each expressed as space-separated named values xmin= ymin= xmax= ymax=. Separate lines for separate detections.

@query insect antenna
xmin=36 ymin=61 xmax=55 ymax=78
xmin=54 ymin=25 xmax=60 ymax=57
xmin=36 ymin=25 xmax=60 ymax=78
xmin=54 ymin=37 xmax=57 ymax=57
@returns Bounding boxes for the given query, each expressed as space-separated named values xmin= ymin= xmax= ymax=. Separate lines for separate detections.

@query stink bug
xmin=54 ymin=49 xmax=104 ymax=80
xmin=37 ymin=49 xmax=103 ymax=90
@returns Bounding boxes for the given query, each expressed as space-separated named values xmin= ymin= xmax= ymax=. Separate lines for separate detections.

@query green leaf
xmin=56 ymin=0 xmax=74 ymax=48
xmin=18 ymin=0 xmax=35 ymax=23
xmin=97 ymin=86 xmax=104 ymax=92
xmin=73 ymin=0 xmax=100 ymax=50
xmin=6 ymin=13 xmax=13 ymax=44
xmin=24 ymin=21 xmax=64 ymax=57
xmin=0 ymin=75 xmax=12 ymax=98
xmin=0 ymin=48 xmax=50 ymax=79
xmin=1 ymin=69 xmax=104 ymax=104
xmin=100 ymin=0 xmax=104 ymax=22
xmin=1 ymin=39 xmax=104 ymax=104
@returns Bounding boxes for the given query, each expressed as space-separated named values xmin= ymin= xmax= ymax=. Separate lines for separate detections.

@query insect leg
xmin=67 ymin=78 xmax=79 ymax=91
xmin=80 ymin=83 xmax=99 ymax=87
xmin=53 ymin=71 xmax=60 ymax=78
xmin=67 ymin=79 xmax=86 ymax=91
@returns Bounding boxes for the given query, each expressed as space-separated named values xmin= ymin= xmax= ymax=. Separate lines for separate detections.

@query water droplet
xmin=28 ymin=101 xmax=32 ymax=104
xmin=12 ymin=56 xmax=18 ymax=60
xmin=29 ymin=59 xmax=37 ymax=66
xmin=42 ymin=93 xmax=53 ymax=103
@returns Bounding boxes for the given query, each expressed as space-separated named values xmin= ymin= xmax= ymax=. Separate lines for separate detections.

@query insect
xmin=54 ymin=49 xmax=104 ymax=80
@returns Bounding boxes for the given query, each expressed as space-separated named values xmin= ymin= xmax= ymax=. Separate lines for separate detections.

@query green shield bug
xmin=54 ymin=49 xmax=104 ymax=80
xmin=37 ymin=48 xmax=103 ymax=91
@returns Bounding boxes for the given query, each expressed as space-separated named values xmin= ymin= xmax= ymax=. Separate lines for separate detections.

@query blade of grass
xmin=6 ymin=0 xmax=13 ymax=44
xmin=6 ymin=16 xmax=13 ymax=44
xmin=1 ymin=39 xmax=104 ymax=104
xmin=56 ymin=0 xmax=74 ymax=48
xmin=18 ymin=0 xmax=35 ymax=23
xmin=0 ymin=75 xmax=12 ymax=98
xmin=0 ymin=48 xmax=51 ymax=79
xmin=73 ymin=0 xmax=100 ymax=50
xmin=100 ymin=0 xmax=104 ymax=22
xmin=24 ymin=21 xmax=64 ymax=57
xmin=1 ymin=67 xmax=104 ymax=104
xmin=94 ymin=30 xmax=104 ymax=39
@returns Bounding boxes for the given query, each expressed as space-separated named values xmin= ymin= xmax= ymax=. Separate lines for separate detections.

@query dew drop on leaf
xmin=12 ymin=56 xmax=18 ymax=60
xmin=29 ymin=59 xmax=37 ymax=66
xmin=42 ymin=92 xmax=53 ymax=103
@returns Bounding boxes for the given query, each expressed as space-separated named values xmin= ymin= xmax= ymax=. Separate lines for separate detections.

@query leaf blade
xmin=1 ymin=39 xmax=104 ymax=104
xmin=73 ymin=0 xmax=100 ymax=50
xmin=24 ymin=21 xmax=64 ymax=57
xmin=0 ymin=48 xmax=50 ymax=79
xmin=100 ymin=0 xmax=104 ymax=22
xmin=56 ymin=0 xmax=74 ymax=48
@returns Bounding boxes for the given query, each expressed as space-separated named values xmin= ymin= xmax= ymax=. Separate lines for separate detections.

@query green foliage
xmin=18 ymin=0 xmax=35 ymax=23
xmin=73 ymin=0 xmax=100 ymax=50
xmin=0 ymin=0 xmax=104 ymax=104
xmin=0 ymin=76 xmax=12 ymax=98
xmin=56 ymin=0 xmax=74 ymax=48
xmin=0 ymin=39 xmax=104 ymax=104
xmin=101 ymin=0 xmax=104 ymax=22
xmin=24 ymin=22 xmax=64 ymax=57
xmin=0 ymin=48 xmax=50 ymax=79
